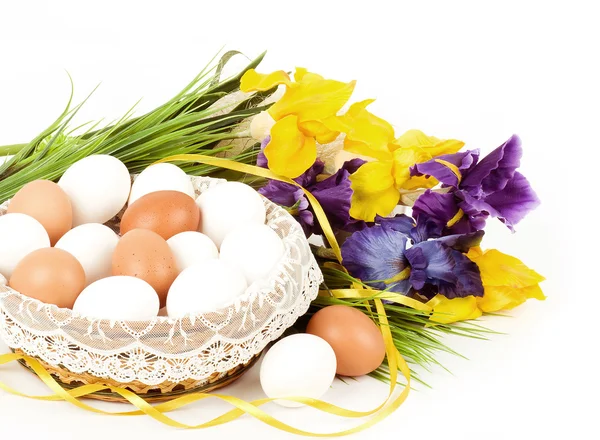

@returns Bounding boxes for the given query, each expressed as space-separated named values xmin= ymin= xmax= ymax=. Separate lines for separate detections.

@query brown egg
xmin=120 ymin=190 xmax=200 ymax=240
xmin=112 ymin=229 xmax=177 ymax=306
xmin=307 ymin=305 xmax=386 ymax=377
xmin=9 ymin=248 xmax=85 ymax=309
xmin=7 ymin=180 xmax=73 ymax=245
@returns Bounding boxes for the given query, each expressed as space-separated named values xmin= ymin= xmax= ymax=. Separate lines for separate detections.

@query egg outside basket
xmin=0 ymin=176 xmax=322 ymax=402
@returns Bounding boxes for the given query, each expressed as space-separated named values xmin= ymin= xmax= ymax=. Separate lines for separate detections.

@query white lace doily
xmin=0 ymin=176 xmax=322 ymax=385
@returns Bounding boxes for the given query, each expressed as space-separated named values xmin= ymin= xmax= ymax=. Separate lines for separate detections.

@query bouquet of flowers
xmin=237 ymin=65 xmax=545 ymax=377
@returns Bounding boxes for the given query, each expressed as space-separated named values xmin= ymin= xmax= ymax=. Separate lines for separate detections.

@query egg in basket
xmin=0 ymin=155 xmax=321 ymax=402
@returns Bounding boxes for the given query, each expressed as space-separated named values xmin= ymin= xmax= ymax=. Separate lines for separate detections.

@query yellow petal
xmin=349 ymin=161 xmax=399 ymax=221
xmin=294 ymin=67 xmax=324 ymax=82
xmin=468 ymin=248 xmax=545 ymax=313
xmin=297 ymin=119 xmax=339 ymax=144
xmin=467 ymin=246 xmax=484 ymax=258
xmin=477 ymin=285 xmax=546 ymax=313
xmin=264 ymin=115 xmax=317 ymax=178
xmin=391 ymin=130 xmax=464 ymax=157
xmin=269 ymin=77 xmax=356 ymax=122
xmin=392 ymin=148 xmax=422 ymax=188
xmin=423 ymin=139 xmax=465 ymax=156
xmin=240 ymin=69 xmax=291 ymax=92
xmin=467 ymin=248 xmax=546 ymax=288
xmin=427 ymin=294 xmax=482 ymax=324
xmin=392 ymin=129 xmax=440 ymax=149
xmin=341 ymin=101 xmax=396 ymax=161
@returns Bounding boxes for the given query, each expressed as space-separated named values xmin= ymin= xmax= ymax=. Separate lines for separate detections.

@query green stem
xmin=0 ymin=143 xmax=27 ymax=156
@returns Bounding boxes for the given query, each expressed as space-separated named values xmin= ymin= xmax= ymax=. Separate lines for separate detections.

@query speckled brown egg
xmin=120 ymin=190 xmax=200 ymax=240
xmin=9 ymin=248 xmax=85 ymax=309
xmin=112 ymin=229 xmax=177 ymax=307
xmin=306 ymin=305 xmax=386 ymax=377
xmin=7 ymin=180 xmax=73 ymax=245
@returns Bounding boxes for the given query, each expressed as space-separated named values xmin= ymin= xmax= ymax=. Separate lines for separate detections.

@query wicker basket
xmin=14 ymin=347 xmax=261 ymax=402
xmin=0 ymin=176 xmax=322 ymax=402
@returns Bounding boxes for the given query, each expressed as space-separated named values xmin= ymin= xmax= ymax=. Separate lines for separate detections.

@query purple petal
xmin=462 ymin=134 xmax=522 ymax=196
xmin=436 ymin=230 xmax=484 ymax=252
xmin=442 ymin=250 xmax=483 ymax=298
xmin=297 ymin=160 xmax=324 ymax=187
xmin=340 ymin=158 xmax=366 ymax=174
xmin=259 ymin=179 xmax=315 ymax=237
xmin=481 ymin=171 xmax=540 ymax=230
xmin=341 ymin=226 xmax=410 ymax=293
xmin=412 ymin=190 xmax=460 ymax=231
xmin=406 ymin=241 xmax=457 ymax=290
xmin=411 ymin=150 xmax=479 ymax=187
xmin=259 ymin=180 xmax=302 ymax=207
xmin=406 ymin=242 xmax=483 ymax=299
xmin=298 ymin=209 xmax=315 ymax=237
xmin=311 ymin=159 xmax=367 ymax=233
xmin=455 ymin=190 xmax=493 ymax=231
xmin=377 ymin=214 xmax=442 ymax=243
xmin=256 ymin=136 xmax=271 ymax=168
xmin=375 ymin=214 xmax=415 ymax=234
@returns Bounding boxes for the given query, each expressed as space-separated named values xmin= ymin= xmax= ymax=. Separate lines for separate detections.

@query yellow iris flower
xmin=325 ymin=100 xmax=464 ymax=221
xmin=428 ymin=247 xmax=545 ymax=324
xmin=240 ymin=68 xmax=355 ymax=178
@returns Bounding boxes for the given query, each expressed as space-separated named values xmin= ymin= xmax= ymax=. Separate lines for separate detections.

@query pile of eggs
xmin=0 ymin=155 xmax=285 ymax=321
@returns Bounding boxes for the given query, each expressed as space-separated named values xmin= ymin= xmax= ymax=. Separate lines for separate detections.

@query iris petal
xmin=349 ymin=161 xmax=399 ymax=221
xmin=270 ymin=76 xmax=356 ymax=122
xmin=462 ymin=134 xmax=522 ymax=196
xmin=412 ymin=190 xmax=460 ymax=230
xmin=428 ymin=295 xmax=483 ymax=324
xmin=481 ymin=171 xmax=541 ymax=230
xmin=412 ymin=150 xmax=479 ymax=187
xmin=406 ymin=241 xmax=483 ymax=299
xmin=240 ymin=69 xmax=292 ymax=92
xmin=467 ymin=247 xmax=545 ymax=312
xmin=264 ymin=115 xmax=317 ymax=178
xmin=341 ymin=226 xmax=409 ymax=292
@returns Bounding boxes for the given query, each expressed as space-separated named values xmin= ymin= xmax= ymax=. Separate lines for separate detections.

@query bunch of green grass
xmin=311 ymin=263 xmax=496 ymax=387
xmin=0 ymin=51 xmax=271 ymax=201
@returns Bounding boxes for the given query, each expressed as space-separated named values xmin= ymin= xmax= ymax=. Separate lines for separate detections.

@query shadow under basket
xmin=14 ymin=348 xmax=261 ymax=403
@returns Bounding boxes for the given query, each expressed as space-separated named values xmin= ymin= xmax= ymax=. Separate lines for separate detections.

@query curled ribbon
xmin=0 ymin=154 xmax=422 ymax=436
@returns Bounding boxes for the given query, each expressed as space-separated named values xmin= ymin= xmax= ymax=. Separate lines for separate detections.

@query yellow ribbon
xmin=319 ymin=288 xmax=432 ymax=313
xmin=0 ymin=154 xmax=422 ymax=436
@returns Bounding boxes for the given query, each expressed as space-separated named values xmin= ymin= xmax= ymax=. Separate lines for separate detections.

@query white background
xmin=0 ymin=1 xmax=597 ymax=439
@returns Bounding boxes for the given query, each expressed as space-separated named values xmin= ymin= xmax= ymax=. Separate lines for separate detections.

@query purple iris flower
xmin=341 ymin=214 xmax=484 ymax=299
xmin=411 ymin=135 xmax=540 ymax=234
xmin=258 ymin=153 xmax=367 ymax=237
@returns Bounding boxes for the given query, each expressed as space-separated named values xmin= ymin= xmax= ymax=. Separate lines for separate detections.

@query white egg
xmin=55 ymin=223 xmax=120 ymax=286
xmin=167 ymin=231 xmax=218 ymax=272
xmin=129 ymin=163 xmax=194 ymax=205
xmin=195 ymin=182 xmax=266 ymax=248
xmin=0 ymin=273 xmax=7 ymax=285
xmin=73 ymin=276 xmax=159 ymax=321
xmin=58 ymin=155 xmax=131 ymax=226
xmin=260 ymin=334 xmax=337 ymax=408
xmin=220 ymin=224 xmax=285 ymax=285
xmin=0 ymin=213 xmax=50 ymax=277
xmin=167 ymin=259 xmax=247 ymax=318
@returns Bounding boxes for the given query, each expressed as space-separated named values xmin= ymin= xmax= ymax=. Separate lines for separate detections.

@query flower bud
xmin=250 ymin=111 xmax=276 ymax=141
